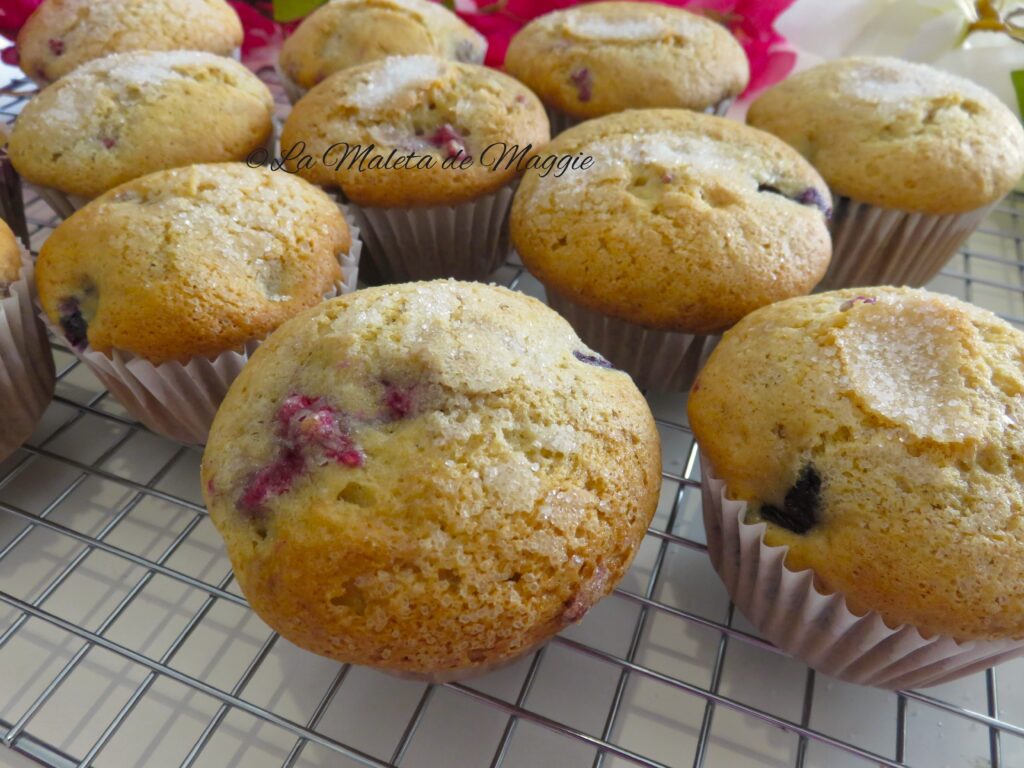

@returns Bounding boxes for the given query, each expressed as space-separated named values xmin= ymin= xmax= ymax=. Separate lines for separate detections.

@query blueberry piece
xmin=427 ymin=123 xmax=466 ymax=160
xmin=797 ymin=187 xmax=832 ymax=219
xmin=573 ymin=350 xmax=614 ymax=369
xmin=759 ymin=464 xmax=820 ymax=534
xmin=57 ymin=297 xmax=88 ymax=350
xmin=48 ymin=38 xmax=64 ymax=56
xmin=569 ymin=68 xmax=593 ymax=102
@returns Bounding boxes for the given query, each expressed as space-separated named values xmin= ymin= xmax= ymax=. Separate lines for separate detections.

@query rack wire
xmin=3 ymin=67 xmax=1024 ymax=768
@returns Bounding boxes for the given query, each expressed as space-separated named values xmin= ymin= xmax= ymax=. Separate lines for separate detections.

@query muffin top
xmin=36 ymin=163 xmax=351 ymax=364
xmin=689 ymin=287 xmax=1024 ymax=641
xmin=281 ymin=55 xmax=550 ymax=207
xmin=748 ymin=57 xmax=1024 ymax=214
xmin=511 ymin=109 xmax=832 ymax=334
xmin=505 ymin=2 xmax=749 ymax=119
xmin=10 ymin=51 xmax=274 ymax=199
xmin=279 ymin=0 xmax=486 ymax=91
xmin=0 ymin=220 xmax=21 ymax=297
xmin=17 ymin=0 xmax=243 ymax=86
xmin=202 ymin=280 xmax=660 ymax=677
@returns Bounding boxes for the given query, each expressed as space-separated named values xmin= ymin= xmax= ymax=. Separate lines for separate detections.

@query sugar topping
xmin=839 ymin=59 xmax=980 ymax=106
xmin=561 ymin=8 xmax=699 ymax=42
xmin=346 ymin=55 xmax=447 ymax=110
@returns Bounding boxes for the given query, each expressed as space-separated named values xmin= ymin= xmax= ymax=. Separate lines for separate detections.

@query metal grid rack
xmin=3 ymin=66 xmax=1024 ymax=768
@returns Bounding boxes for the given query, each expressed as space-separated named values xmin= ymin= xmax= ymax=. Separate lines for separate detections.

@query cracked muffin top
xmin=505 ymin=1 xmax=749 ymax=119
xmin=0 ymin=220 xmax=21 ymax=298
xmin=35 ymin=163 xmax=351 ymax=364
xmin=279 ymin=0 xmax=486 ymax=92
xmin=689 ymin=287 xmax=1024 ymax=641
xmin=747 ymin=57 xmax=1024 ymax=215
xmin=201 ymin=280 xmax=661 ymax=679
xmin=16 ymin=0 xmax=243 ymax=86
xmin=9 ymin=51 xmax=274 ymax=199
xmin=511 ymin=109 xmax=832 ymax=335
xmin=281 ymin=55 xmax=549 ymax=207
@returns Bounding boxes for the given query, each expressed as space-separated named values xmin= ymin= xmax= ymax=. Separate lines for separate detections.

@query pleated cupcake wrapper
xmin=545 ymin=98 xmax=733 ymax=136
xmin=38 ymin=208 xmax=362 ymax=446
xmin=33 ymin=124 xmax=281 ymax=220
xmin=699 ymin=456 xmax=1024 ymax=689
xmin=276 ymin=64 xmax=307 ymax=106
xmin=0 ymin=250 xmax=56 ymax=460
xmin=544 ymin=289 xmax=715 ymax=392
xmin=350 ymin=184 xmax=514 ymax=283
xmin=821 ymin=196 xmax=995 ymax=290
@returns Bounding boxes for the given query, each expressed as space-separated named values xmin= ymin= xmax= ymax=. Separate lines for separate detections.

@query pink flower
xmin=1 ymin=0 xmax=42 ymax=65
xmin=228 ymin=1 xmax=298 ymax=71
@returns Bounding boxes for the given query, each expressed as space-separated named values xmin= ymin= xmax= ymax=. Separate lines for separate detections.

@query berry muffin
xmin=35 ymin=163 xmax=360 ymax=444
xmin=748 ymin=57 xmax=1024 ymax=289
xmin=691 ymin=287 xmax=1024 ymax=688
xmin=10 ymin=51 xmax=275 ymax=218
xmin=16 ymin=0 xmax=243 ymax=86
xmin=505 ymin=2 xmax=748 ymax=134
xmin=282 ymin=54 xmax=549 ymax=281
xmin=0 ymin=219 xmax=56 ymax=460
xmin=278 ymin=0 xmax=486 ymax=104
xmin=511 ymin=109 xmax=831 ymax=391
xmin=202 ymin=280 xmax=661 ymax=681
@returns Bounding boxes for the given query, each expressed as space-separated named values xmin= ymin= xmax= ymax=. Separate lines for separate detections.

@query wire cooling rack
xmin=3 ymin=65 xmax=1024 ymax=768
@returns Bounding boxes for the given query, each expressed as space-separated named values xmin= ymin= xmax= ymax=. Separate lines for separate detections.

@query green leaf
xmin=273 ymin=0 xmax=327 ymax=22
xmin=1013 ymin=69 xmax=1024 ymax=119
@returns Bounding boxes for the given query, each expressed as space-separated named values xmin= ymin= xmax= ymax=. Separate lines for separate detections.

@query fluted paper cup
xmin=544 ymin=289 xmax=715 ymax=392
xmin=821 ymin=196 xmax=995 ymax=290
xmin=1 ymin=250 xmax=55 ymax=460
xmin=700 ymin=456 xmax=1024 ymax=689
xmin=350 ymin=185 xmax=514 ymax=283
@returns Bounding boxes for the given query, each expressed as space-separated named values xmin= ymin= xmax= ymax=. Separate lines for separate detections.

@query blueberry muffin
xmin=201 ymin=280 xmax=661 ymax=680
xmin=0 ymin=220 xmax=19 ymax=297
xmin=511 ymin=109 xmax=831 ymax=390
xmin=748 ymin=57 xmax=1024 ymax=289
xmin=10 ymin=51 xmax=274 ymax=202
xmin=282 ymin=54 xmax=549 ymax=281
xmin=278 ymin=0 xmax=486 ymax=100
xmin=505 ymin=2 xmax=748 ymax=131
xmin=690 ymin=287 xmax=1024 ymax=641
xmin=17 ymin=0 xmax=243 ymax=86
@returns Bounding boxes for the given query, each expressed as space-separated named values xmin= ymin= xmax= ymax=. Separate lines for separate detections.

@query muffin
xmin=511 ymin=109 xmax=831 ymax=391
xmin=282 ymin=54 xmax=549 ymax=282
xmin=16 ymin=0 xmax=243 ymax=86
xmin=505 ymin=2 xmax=748 ymax=134
xmin=0 ymin=219 xmax=56 ymax=461
xmin=748 ymin=56 xmax=1024 ymax=290
xmin=10 ymin=50 xmax=275 ymax=218
xmin=690 ymin=287 xmax=1024 ymax=688
xmin=278 ymin=0 xmax=486 ymax=104
xmin=201 ymin=280 xmax=661 ymax=681
xmin=35 ymin=163 xmax=360 ymax=444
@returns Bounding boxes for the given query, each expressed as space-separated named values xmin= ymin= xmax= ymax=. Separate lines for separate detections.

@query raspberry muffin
xmin=505 ymin=2 xmax=748 ymax=133
xmin=35 ymin=163 xmax=360 ymax=444
xmin=202 ymin=280 xmax=661 ymax=681
xmin=748 ymin=57 xmax=1024 ymax=289
xmin=691 ymin=287 xmax=1024 ymax=688
xmin=282 ymin=54 xmax=549 ymax=281
xmin=0 ymin=219 xmax=55 ymax=460
xmin=511 ymin=109 xmax=831 ymax=390
xmin=278 ymin=0 xmax=486 ymax=103
xmin=10 ymin=51 xmax=274 ymax=218
xmin=16 ymin=0 xmax=243 ymax=86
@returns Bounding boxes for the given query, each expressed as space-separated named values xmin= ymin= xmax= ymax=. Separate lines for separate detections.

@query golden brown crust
xmin=36 ymin=163 xmax=350 ymax=363
xmin=748 ymin=57 xmax=1024 ymax=214
xmin=690 ymin=287 xmax=1024 ymax=640
xmin=202 ymin=281 xmax=661 ymax=677
xmin=511 ymin=109 xmax=832 ymax=333
xmin=17 ymin=0 xmax=243 ymax=85
xmin=0 ymin=220 xmax=21 ymax=290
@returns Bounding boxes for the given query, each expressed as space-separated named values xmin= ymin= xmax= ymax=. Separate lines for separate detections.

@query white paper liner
xmin=699 ymin=456 xmax=1024 ymax=689
xmin=350 ymin=184 xmax=514 ymax=283
xmin=821 ymin=195 xmax=996 ymax=290
xmin=544 ymin=289 xmax=715 ymax=392
xmin=275 ymin=63 xmax=307 ymax=105
xmin=0 ymin=249 xmax=56 ymax=460
xmin=38 ymin=207 xmax=362 ymax=446
xmin=545 ymin=98 xmax=733 ymax=136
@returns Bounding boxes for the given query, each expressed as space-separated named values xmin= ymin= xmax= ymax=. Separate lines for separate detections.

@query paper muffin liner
xmin=349 ymin=184 xmax=514 ymax=283
xmin=275 ymin=64 xmax=307 ymax=105
xmin=0 ymin=249 xmax=56 ymax=460
xmin=37 ymin=209 xmax=362 ymax=446
xmin=545 ymin=98 xmax=733 ymax=136
xmin=700 ymin=456 xmax=1024 ymax=689
xmin=821 ymin=195 xmax=995 ymax=290
xmin=544 ymin=289 xmax=715 ymax=392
